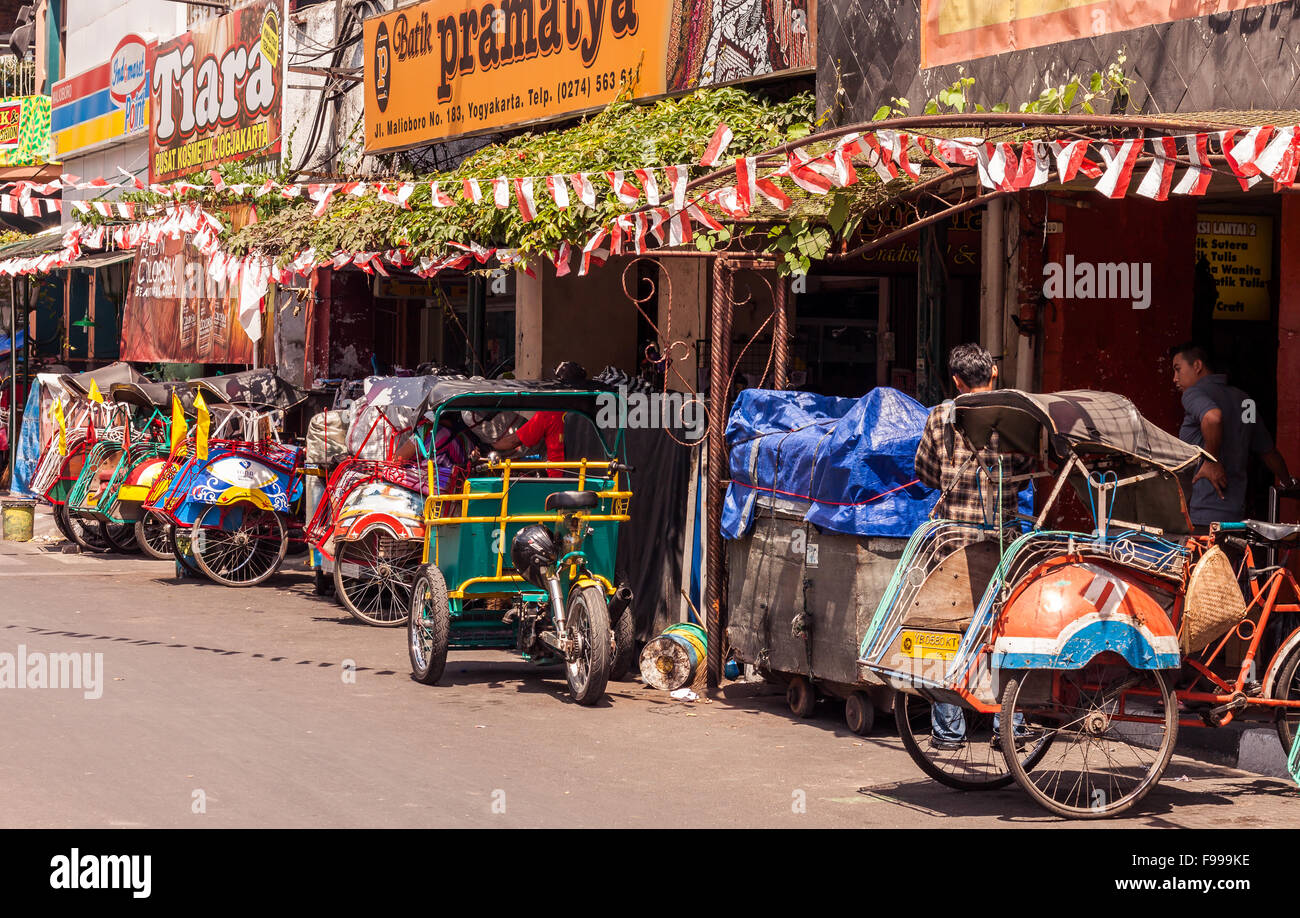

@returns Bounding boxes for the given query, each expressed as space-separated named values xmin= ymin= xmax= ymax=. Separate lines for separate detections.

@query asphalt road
xmin=2 ymin=523 xmax=1299 ymax=828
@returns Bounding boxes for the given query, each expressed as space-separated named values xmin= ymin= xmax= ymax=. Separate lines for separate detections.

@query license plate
xmin=898 ymin=630 xmax=961 ymax=660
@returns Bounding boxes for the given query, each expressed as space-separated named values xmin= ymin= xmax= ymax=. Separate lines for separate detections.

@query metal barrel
xmin=639 ymin=622 xmax=707 ymax=691
xmin=1 ymin=499 xmax=35 ymax=541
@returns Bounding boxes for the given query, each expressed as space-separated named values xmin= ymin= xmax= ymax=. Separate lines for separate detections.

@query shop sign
xmin=53 ymin=34 xmax=155 ymax=158
xmin=0 ymin=96 xmax=52 ymax=166
xmin=1195 ymin=213 xmax=1272 ymax=321
xmin=921 ymin=0 xmax=1272 ymax=69
xmin=364 ymin=0 xmax=815 ymax=151
xmin=149 ymin=0 xmax=284 ymax=183
xmin=121 ymin=234 xmax=255 ymax=364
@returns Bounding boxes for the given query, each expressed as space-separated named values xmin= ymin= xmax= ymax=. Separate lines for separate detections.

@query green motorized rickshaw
xmin=406 ymin=379 xmax=635 ymax=706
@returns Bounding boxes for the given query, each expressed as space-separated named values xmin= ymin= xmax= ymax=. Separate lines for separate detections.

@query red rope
xmin=731 ymin=478 xmax=923 ymax=507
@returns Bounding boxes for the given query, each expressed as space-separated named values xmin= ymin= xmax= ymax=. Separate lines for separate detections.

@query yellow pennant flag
xmin=86 ymin=379 xmax=103 ymax=403
xmin=195 ymin=390 xmax=210 ymax=461
xmin=170 ymin=394 xmax=188 ymax=456
xmin=54 ymin=398 xmax=66 ymax=456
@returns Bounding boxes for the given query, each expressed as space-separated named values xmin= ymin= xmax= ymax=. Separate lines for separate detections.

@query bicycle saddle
xmin=1241 ymin=520 xmax=1300 ymax=543
xmin=546 ymin=491 xmax=600 ymax=511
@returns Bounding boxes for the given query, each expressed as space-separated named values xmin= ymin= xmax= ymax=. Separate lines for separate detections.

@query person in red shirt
xmin=492 ymin=411 xmax=565 ymax=478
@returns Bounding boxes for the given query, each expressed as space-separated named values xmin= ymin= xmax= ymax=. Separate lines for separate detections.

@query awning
xmin=54 ymin=249 xmax=135 ymax=271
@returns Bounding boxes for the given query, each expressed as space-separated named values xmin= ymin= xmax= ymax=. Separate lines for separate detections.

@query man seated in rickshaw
xmin=914 ymin=343 xmax=1032 ymax=749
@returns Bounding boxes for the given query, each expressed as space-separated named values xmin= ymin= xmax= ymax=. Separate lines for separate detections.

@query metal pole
xmin=468 ymin=274 xmax=486 ymax=375
xmin=773 ymin=273 xmax=789 ymax=389
xmin=706 ymin=256 xmax=734 ymax=691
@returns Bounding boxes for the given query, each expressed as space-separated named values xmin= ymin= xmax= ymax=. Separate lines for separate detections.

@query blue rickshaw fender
xmin=991 ymin=560 xmax=1181 ymax=671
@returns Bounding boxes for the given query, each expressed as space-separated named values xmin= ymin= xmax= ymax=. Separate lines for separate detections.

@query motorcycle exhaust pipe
xmin=547 ymin=573 xmax=567 ymax=633
xmin=609 ymin=584 xmax=633 ymax=620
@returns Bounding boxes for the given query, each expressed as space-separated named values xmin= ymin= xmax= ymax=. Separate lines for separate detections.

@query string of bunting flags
xmin=2 ymin=122 xmax=1298 ymax=292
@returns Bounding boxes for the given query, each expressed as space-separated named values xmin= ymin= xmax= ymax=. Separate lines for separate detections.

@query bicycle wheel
xmin=1000 ymin=664 xmax=1177 ymax=819
xmin=1271 ymin=643 xmax=1300 ymax=751
xmin=190 ymin=503 xmax=288 ymax=587
xmin=134 ymin=511 xmax=174 ymax=560
xmin=333 ymin=533 xmax=422 ymax=627
xmin=67 ymin=511 xmax=111 ymax=553
xmin=51 ymin=503 xmax=75 ymax=542
xmin=100 ymin=520 xmax=140 ymax=553
xmin=895 ymin=691 xmax=1018 ymax=790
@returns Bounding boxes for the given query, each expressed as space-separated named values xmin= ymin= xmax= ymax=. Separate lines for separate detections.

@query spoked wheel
xmin=895 ymin=691 xmax=1053 ymax=791
xmin=171 ymin=523 xmax=205 ymax=578
xmin=564 ymin=584 xmax=611 ymax=706
xmin=190 ymin=503 xmax=288 ymax=587
xmin=1271 ymin=644 xmax=1300 ymax=751
xmin=100 ymin=520 xmax=140 ymax=553
xmin=67 ymin=510 xmax=111 ymax=553
xmin=134 ymin=511 xmax=175 ymax=560
xmin=333 ymin=533 xmax=423 ymax=627
xmin=1000 ymin=664 xmax=1177 ymax=819
xmin=51 ymin=503 xmax=75 ymax=542
xmin=408 ymin=564 xmax=450 ymax=685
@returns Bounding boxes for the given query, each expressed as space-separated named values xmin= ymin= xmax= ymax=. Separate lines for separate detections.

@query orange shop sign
xmin=364 ymin=0 xmax=669 ymax=152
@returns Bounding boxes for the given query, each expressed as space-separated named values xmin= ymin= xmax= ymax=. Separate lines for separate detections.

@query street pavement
xmin=2 ymin=517 xmax=1299 ymax=828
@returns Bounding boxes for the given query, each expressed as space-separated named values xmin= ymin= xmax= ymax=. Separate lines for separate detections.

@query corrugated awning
xmin=54 ymin=249 xmax=135 ymax=270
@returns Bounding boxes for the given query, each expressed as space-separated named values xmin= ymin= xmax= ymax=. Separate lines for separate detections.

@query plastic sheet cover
xmin=722 ymin=388 xmax=938 ymax=539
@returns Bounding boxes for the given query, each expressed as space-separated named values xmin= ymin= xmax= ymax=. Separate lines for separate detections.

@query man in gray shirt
xmin=1171 ymin=343 xmax=1295 ymax=526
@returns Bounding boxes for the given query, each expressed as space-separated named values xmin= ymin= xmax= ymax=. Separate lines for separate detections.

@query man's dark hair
xmin=1171 ymin=341 xmax=1214 ymax=371
xmin=948 ymin=343 xmax=995 ymax=388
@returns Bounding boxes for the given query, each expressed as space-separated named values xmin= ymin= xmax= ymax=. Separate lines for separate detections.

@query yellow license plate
xmin=898 ymin=630 xmax=961 ymax=660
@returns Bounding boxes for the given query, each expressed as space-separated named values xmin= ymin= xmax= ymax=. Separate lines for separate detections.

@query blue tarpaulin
xmin=722 ymin=387 xmax=938 ymax=539
xmin=11 ymin=377 xmax=44 ymax=498
xmin=0 ymin=329 xmax=22 ymax=357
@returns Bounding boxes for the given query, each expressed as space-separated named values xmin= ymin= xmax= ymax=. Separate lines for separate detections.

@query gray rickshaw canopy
xmin=952 ymin=389 xmax=1212 ymax=534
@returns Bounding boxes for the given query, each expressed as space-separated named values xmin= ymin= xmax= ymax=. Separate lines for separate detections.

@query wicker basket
xmin=1180 ymin=545 xmax=1248 ymax=654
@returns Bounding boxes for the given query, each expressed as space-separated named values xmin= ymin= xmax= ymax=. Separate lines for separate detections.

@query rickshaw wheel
xmin=565 ymin=584 xmax=611 ymax=706
xmin=100 ymin=521 xmax=140 ymax=553
xmin=408 ymin=565 xmax=450 ymax=685
xmin=52 ymin=504 xmax=75 ymax=542
xmin=1000 ymin=665 xmax=1177 ymax=819
xmin=845 ymin=692 xmax=875 ymax=735
xmin=894 ymin=692 xmax=1019 ymax=790
xmin=190 ymin=503 xmax=288 ymax=588
xmin=171 ymin=523 xmax=204 ymax=578
xmin=609 ymin=602 xmax=636 ymax=681
xmin=67 ymin=511 xmax=111 ymax=553
xmin=134 ymin=511 xmax=174 ymax=560
xmin=334 ymin=533 xmax=422 ymax=627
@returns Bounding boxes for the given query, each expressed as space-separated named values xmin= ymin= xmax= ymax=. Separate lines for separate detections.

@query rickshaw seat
xmin=900 ymin=540 xmax=1002 ymax=631
xmin=546 ymin=491 xmax=600 ymax=511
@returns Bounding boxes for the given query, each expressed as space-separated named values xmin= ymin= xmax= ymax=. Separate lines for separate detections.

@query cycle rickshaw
xmin=405 ymin=378 xmax=636 ymax=705
xmin=860 ymin=389 xmax=1300 ymax=818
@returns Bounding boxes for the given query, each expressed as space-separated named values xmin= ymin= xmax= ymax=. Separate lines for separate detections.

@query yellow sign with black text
xmin=1196 ymin=213 xmax=1273 ymax=322
xmin=364 ymin=1 xmax=671 ymax=151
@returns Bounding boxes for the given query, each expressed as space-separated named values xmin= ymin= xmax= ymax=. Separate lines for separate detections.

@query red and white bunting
xmin=687 ymin=201 xmax=724 ymax=232
xmin=569 ymin=172 xmax=597 ymax=208
xmin=735 ymin=157 xmax=758 ymax=214
xmin=430 ymin=181 xmax=454 ymax=207
xmin=547 ymin=174 xmax=570 ymax=209
xmin=1052 ymin=139 xmax=1094 ymax=183
xmin=701 ymin=122 xmax=734 ymax=168
xmin=1013 ymin=141 xmax=1050 ymax=188
xmin=634 ymin=168 xmax=660 ymax=206
xmin=463 ymin=178 xmax=483 ymax=205
xmin=606 ymin=171 xmax=641 ymax=206
xmin=1173 ymin=134 xmax=1214 ymax=196
xmin=554 ymin=241 xmax=573 ymax=277
xmin=514 ymin=177 xmax=538 ymax=222
xmin=395 ymin=182 xmax=417 ymax=209
xmin=781 ymin=150 xmax=834 ymax=195
xmin=493 ymin=176 xmax=510 ymax=208
xmin=1219 ymin=126 xmax=1272 ymax=190
xmin=859 ymin=133 xmax=897 ymax=184
xmin=580 ymin=228 xmax=608 ymax=276
xmin=665 ymin=164 xmax=689 ymax=210
xmin=1255 ymin=125 xmax=1300 ymax=186
xmin=1134 ymin=136 xmax=1179 ymax=201
xmin=1094 ymin=138 xmax=1144 ymax=198
xmin=310 ymin=184 xmax=338 ymax=218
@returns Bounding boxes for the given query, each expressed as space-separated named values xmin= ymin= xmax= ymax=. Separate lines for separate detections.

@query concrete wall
xmin=514 ymin=258 xmax=639 ymax=380
xmin=66 ymin=1 xmax=185 ymax=67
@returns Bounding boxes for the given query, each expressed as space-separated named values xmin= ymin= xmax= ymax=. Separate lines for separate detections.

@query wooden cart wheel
xmin=845 ymin=691 xmax=875 ymax=735
xmin=787 ymin=676 xmax=817 ymax=718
